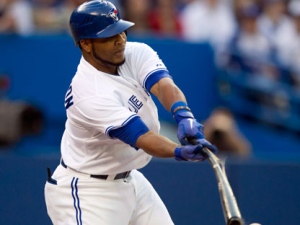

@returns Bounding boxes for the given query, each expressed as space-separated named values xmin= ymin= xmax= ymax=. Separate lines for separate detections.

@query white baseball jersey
xmin=61 ymin=42 xmax=169 ymax=175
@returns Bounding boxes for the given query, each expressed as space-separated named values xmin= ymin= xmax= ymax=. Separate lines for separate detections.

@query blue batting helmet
xmin=69 ymin=0 xmax=134 ymax=46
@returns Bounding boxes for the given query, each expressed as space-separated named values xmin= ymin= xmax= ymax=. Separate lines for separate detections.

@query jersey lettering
xmin=128 ymin=95 xmax=143 ymax=113
xmin=65 ymin=85 xmax=74 ymax=109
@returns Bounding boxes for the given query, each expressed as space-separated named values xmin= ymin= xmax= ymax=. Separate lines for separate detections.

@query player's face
xmin=91 ymin=32 xmax=126 ymax=71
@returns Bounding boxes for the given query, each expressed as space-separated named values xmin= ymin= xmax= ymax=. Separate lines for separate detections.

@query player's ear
xmin=79 ymin=39 xmax=92 ymax=52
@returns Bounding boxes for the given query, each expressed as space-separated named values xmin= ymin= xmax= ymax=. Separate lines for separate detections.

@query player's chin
xmin=113 ymin=57 xmax=125 ymax=66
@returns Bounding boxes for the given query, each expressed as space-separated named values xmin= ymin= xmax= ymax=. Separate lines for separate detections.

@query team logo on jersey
xmin=107 ymin=8 xmax=119 ymax=21
xmin=128 ymin=95 xmax=143 ymax=113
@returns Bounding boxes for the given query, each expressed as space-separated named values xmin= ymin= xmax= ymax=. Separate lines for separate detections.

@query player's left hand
xmin=177 ymin=118 xmax=205 ymax=145
xmin=171 ymin=101 xmax=206 ymax=145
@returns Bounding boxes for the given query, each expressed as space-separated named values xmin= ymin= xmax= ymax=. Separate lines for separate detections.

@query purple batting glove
xmin=174 ymin=145 xmax=206 ymax=162
xmin=177 ymin=118 xmax=205 ymax=145
xmin=195 ymin=139 xmax=218 ymax=155
xmin=171 ymin=101 xmax=205 ymax=145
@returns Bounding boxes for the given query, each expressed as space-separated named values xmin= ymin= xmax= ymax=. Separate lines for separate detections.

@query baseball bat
xmin=202 ymin=147 xmax=244 ymax=225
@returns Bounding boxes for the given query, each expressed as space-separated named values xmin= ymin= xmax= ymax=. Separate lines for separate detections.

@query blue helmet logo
xmin=107 ymin=8 xmax=119 ymax=21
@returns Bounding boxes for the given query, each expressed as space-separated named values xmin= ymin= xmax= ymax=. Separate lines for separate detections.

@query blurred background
xmin=0 ymin=0 xmax=300 ymax=224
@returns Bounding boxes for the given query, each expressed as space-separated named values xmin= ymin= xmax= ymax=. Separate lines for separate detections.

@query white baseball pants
xmin=44 ymin=165 xmax=174 ymax=225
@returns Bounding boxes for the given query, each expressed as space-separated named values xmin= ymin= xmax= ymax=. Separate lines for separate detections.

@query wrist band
xmin=171 ymin=101 xmax=190 ymax=115
xmin=172 ymin=105 xmax=191 ymax=115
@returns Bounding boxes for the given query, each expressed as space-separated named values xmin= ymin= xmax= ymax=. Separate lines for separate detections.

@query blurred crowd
xmin=3 ymin=0 xmax=300 ymax=153
xmin=1 ymin=0 xmax=300 ymax=89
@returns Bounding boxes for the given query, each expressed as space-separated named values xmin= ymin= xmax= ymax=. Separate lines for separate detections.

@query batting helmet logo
xmin=107 ymin=8 xmax=119 ymax=21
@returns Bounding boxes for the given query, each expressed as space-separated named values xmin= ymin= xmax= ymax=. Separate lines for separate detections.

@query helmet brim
xmin=95 ymin=19 xmax=135 ymax=38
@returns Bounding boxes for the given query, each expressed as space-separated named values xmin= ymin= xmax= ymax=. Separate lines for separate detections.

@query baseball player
xmin=44 ymin=1 xmax=217 ymax=224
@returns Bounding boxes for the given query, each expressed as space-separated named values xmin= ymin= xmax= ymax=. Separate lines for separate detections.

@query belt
xmin=61 ymin=159 xmax=131 ymax=180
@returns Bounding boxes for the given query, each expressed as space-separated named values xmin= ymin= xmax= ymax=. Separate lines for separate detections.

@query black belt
xmin=61 ymin=159 xmax=131 ymax=180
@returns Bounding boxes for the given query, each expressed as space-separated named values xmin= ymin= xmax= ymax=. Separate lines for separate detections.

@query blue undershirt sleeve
xmin=145 ymin=70 xmax=172 ymax=92
xmin=108 ymin=116 xmax=149 ymax=149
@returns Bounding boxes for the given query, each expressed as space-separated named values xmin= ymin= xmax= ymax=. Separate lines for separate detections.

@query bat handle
xmin=186 ymin=138 xmax=199 ymax=145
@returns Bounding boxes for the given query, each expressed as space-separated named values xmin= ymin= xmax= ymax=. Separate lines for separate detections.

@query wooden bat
xmin=202 ymin=147 xmax=244 ymax=225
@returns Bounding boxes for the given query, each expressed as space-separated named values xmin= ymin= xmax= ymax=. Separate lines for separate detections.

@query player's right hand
xmin=194 ymin=138 xmax=218 ymax=155
xmin=174 ymin=140 xmax=218 ymax=162
xmin=174 ymin=145 xmax=201 ymax=162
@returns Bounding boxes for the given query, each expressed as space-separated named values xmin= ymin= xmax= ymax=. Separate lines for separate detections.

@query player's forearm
xmin=135 ymin=131 xmax=178 ymax=158
xmin=151 ymin=78 xmax=187 ymax=112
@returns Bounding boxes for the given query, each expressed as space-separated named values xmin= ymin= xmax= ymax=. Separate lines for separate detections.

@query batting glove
xmin=196 ymin=138 xmax=218 ymax=155
xmin=175 ymin=140 xmax=218 ymax=162
xmin=171 ymin=101 xmax=205 ymax=145
xmin=174 ymin=145 xmax=205 ymax=162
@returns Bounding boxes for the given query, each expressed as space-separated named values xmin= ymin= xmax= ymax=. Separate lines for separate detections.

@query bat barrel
xmin=227 ymin=216 xmax=244 ymax=225
xmin=219 ymin=175 xmax=242 ymax=218
xmin=202 ymin=148 xmax=244 ymax=225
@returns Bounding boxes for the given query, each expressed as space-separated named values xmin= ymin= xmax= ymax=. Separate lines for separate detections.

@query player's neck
xmin=84 ymin=56 xmax=119 ymax=75
xmin=95 ymin=64 xmax=118 ymax=75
